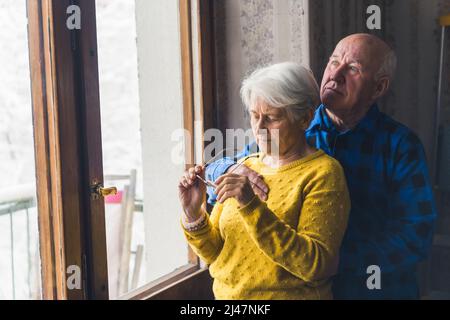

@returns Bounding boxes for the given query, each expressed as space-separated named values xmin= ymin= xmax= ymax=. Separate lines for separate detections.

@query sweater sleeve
xmin=182 ymin=204 xmax=225 ymax=265
xmin=238 ymin=163 xmax=350 ymax=284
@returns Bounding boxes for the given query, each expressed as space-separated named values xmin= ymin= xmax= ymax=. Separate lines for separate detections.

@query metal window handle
xmin=91 ymin=181 xmax=118 ymax=200
xmin=98 ymin=186 xmax=118 ymax=197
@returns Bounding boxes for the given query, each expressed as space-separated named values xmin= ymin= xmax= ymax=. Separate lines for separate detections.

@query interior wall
xmin=213 ymin=0 xmax=310 ymax=136
xmin=309 ymin=0 xmax=450 ymax=167
xmin=213 ymin=0 xmax=450 ymax=166
xmin=135 ymin=0 xmax=188 ymax=282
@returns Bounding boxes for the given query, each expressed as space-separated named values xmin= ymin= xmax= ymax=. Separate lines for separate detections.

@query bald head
xmin=339 ymin=33 xmax=391 ymax=53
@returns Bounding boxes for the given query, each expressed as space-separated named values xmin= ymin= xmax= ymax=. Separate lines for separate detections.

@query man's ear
xmin=372 ymin=76 xmax=390 ymax=100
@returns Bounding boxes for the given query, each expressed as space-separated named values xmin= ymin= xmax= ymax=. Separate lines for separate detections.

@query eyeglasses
xmin=196 ymin=148 xmax=261 ymax=190
xmin=195 ymin=148 xmax=237 ymax=189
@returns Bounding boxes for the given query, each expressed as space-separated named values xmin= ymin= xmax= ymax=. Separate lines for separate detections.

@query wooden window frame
xmin=27 ymin=0 xmax=109 ymax=300
xmin=123 ymin=0 xmax=217 ymax=300
xmin=27 ymin=0 xmax=216 ymax=300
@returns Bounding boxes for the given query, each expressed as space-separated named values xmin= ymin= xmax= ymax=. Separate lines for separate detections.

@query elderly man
xmin=205 ymin=33 xmax=437 ymax=299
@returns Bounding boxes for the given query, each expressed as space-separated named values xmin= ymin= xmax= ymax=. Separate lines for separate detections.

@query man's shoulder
xmin=316 ymin=150 xmax=344 ymax=169
xmin=377 ymin=111 xmax=423 ymax=148
xmin=306 ymin=150 xmax=346 ymax=180
xmin=302 ymin=151 xmax=349 ymax=193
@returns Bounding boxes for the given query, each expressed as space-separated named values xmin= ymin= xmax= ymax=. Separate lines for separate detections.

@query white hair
xmin=240 ymin=62 xmax=320 ymax=122
xmin=375 ymin=48 xmax=397 ymax=81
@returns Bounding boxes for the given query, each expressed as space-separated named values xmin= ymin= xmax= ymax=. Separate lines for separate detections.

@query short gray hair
xmin=240 ymin=62 xmax=320 ymax=122
xmin=375 ymin=48 xmax=397 ymax=81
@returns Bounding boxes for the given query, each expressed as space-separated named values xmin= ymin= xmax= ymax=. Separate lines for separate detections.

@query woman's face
xmin=249 ymin=101 xmax=305 ymax=157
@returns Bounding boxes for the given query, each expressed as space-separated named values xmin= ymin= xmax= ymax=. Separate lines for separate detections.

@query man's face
xmin=320 ymin=36 xmax=381 ymax=113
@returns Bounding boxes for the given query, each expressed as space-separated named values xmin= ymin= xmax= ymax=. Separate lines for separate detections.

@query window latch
xmin=90 ymin=180 xmax=117 ymax=200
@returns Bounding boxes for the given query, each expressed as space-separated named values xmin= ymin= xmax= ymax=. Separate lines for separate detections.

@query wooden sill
xmin=118 ymin=264 xmax=213 ymax=300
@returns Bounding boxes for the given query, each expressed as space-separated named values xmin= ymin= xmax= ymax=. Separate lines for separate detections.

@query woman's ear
xmin=299 ymin=109 xmax=314 ymax=130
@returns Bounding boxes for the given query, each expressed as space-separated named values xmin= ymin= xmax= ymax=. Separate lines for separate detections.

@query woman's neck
xmin=263 ymin=139 xmax=316 ymax=168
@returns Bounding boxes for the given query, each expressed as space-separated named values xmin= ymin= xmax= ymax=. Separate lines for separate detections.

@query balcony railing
xmin=0 ymin=183 xmax=40 ymax=300
xmin=0 ymin=181 xmax=144 ymax=300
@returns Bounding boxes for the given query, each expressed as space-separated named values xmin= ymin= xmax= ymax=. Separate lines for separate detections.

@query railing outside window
xmin=0 ymin=184 xmax=40 ymax=300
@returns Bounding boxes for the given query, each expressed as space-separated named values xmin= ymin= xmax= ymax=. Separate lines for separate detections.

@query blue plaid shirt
xmin=205 ymin=104 xmax=437 ymax=299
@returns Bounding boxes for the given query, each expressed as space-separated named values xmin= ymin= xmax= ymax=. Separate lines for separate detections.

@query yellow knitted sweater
xmin=183 ymin=150 xmax=350 ymax=300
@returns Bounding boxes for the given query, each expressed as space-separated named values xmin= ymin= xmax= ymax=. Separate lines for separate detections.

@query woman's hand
xmin=226 ymin=164 xmax=269 ymax=201
xmin=178 ymin=165 xmax=206 ymax=221
xmin=214 ymin=173 xmax=256 ymax=206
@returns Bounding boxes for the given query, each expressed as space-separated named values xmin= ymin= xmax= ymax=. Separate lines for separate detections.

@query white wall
xmin=135 ymin=0 xmax=188 ymax=282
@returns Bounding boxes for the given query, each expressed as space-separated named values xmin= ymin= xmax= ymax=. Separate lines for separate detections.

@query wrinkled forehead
xmin=332 ymin=37 xmax=381 ymax=69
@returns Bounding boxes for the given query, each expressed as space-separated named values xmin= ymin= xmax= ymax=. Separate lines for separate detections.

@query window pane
xmin=96 ymin=0 xmax=189 ymax=299
xmin=0 ymin=0 xmax=41 ymax=300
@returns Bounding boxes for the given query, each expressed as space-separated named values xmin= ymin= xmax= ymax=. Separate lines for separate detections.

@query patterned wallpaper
xmin=213 ymin=0 xmax=309 ymax=133
xmin=239 ymin=0 xmax=275 ymax=68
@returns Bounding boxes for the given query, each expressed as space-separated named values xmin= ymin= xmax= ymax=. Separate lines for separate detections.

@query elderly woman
xmin=178 ymin=62 xmax=350 ymax=300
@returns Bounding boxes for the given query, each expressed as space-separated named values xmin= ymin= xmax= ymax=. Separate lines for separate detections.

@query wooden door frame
xmin=27 ymin=0 xmax=216 ymax=300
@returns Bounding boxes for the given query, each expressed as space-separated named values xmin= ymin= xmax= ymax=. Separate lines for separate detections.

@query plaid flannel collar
xmin=309 ymin=103 xmax=381 ymax=135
